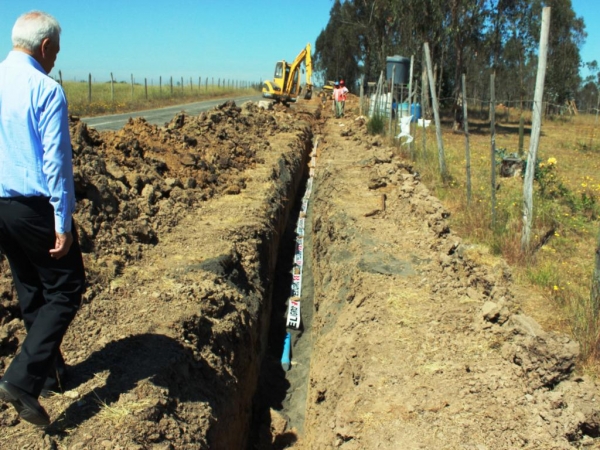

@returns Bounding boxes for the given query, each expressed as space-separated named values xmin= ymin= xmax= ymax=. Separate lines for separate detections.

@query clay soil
xmin=1 ymin=96 xmax=600 ymax=450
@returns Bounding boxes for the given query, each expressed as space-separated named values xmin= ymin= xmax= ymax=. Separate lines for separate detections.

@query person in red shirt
xmin=335 ymin=80 xmax=349 ymax=118
xmin=332 ymin=81 xmax=340 ymax=117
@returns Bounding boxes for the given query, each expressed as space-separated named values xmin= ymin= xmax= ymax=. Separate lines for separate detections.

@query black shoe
xmin=0 ymin=380 xmax=50 ymax=426
xmin=41 ymin=360 xmax=68 ymax=398
xmin=40 ymin=385 xmax=59 ymax=399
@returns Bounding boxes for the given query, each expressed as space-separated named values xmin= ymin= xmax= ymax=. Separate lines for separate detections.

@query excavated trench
xmin=168 ymin=112 xmax=320 ymax=449
xmin=249 ymin=140 xmax=317 ymax=449
xmin=207 ymin=123 xmax=317 ymax=449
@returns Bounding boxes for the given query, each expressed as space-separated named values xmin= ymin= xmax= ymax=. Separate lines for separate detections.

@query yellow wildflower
xmin=547 ymin=157 xmax=557 ymax=166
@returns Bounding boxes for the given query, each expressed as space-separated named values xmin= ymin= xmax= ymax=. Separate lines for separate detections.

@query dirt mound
xmin=0 ymin=100 xmax=314 ymax=448
xmin=68 ymin=101 xmax=279 ymax=293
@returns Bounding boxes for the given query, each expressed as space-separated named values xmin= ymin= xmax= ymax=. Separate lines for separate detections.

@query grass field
xmin=61 ymin=79 xmax=260 ymax=117
xmin=385 ymin=106 xmax=600 ymax=367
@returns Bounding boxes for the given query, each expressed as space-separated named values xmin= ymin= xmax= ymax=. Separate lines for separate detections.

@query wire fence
xmin=54 ymin=71 xmax=262 ymax=116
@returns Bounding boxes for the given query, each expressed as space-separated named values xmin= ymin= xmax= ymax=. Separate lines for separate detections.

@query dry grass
xmin=61 ymin=80 xmax=260 ymax=117
xmin=394 ymin=108 xmax=600 ymax=365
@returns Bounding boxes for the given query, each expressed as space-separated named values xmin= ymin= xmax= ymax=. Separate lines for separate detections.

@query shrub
xmin=367 ymin=114 xmax=385 ymax=135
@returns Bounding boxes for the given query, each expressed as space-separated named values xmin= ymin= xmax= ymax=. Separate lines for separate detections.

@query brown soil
xmin=0 ymin=96 xmax=599 ymax=449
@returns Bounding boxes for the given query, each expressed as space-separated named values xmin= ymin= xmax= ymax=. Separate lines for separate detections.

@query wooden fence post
xmin=522 ymin=6 xmax=551 ymax=253
xmin=145 ymin=78 xmax=148 ymax=100
xmin=424 ymin=42 xmax=447 ymax=180
xmin=110 ymin=72 xmax=114 ymax=102
xmin=88 ymin=73 xmax=92 ymax=103
xmin=462 ymin=73 xmax=472 ymax=206
xmin=59 ymin=70 xmax=63 ymax=86
xmin=590 ymin=91 xmax=600 ymax=150
xmin=490 ymin=72 xmax=497 ymax=228
xmin=131 ymin=74 xmax=134 ymax=100
xmin=408 ymin=55 xmax=415 ymax=159
xmin=388 ymin=65 xmax=396 ymax=136
xmin=588 ymin=226 xmax=600 ymax=357
xmin=518 ymin=115 xmax=525 ymax=156
xmin=159 ymin=76 xmax=162 ymax=96
xmin=421 ymin=47 xmax=428 ymax=160
xmin=170 ymin=76 xmax=173 ymax=96
xmin=359 ymin=75 xmax=364 ymax=116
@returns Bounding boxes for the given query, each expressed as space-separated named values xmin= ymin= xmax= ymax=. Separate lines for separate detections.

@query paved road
xmin=81 ymin=94 xmax=263 ymax=131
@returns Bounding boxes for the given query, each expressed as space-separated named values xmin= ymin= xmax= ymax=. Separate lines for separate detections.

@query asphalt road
xmin=81 ymin=94 xmax=264 ymax=131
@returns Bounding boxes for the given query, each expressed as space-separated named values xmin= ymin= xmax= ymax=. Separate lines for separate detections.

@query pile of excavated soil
xmin=0 ymin=100 xmax=314 ymax=449
xmin=299 ymin=110 xmax=600 ymax=449
xmin=0 ymin=95 xmax=600 ymax=450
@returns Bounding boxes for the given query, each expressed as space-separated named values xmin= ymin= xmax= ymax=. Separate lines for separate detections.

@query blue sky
xmin=572 ymin=0 xmax=599 ymax=78
xmin=0 ymin=1 xmax=597 ymax=84
xmin=0 ymin=0 xmax=334 ymax=84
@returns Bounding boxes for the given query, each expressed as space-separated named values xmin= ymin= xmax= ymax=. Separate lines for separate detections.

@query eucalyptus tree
xmin=484 ymin=0 xmax=537 ymax=112
xmin=314 ymin=0 xmax=585 ymax=119
xmin=314 ymin=0 xmax=362 ymax=88
xmin=315 ymin=0 xmax=446 ymax=89
xmin=530 ymin=0 xmax=585 ymax=112
xmin=446 ymin=0 xmax=488 ymax=130
xmin=577 ymin=61 xmax=599 ymax=113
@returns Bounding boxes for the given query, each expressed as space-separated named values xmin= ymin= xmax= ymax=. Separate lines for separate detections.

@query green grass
xmin=367 ymin=113 xmax=386 ymax=135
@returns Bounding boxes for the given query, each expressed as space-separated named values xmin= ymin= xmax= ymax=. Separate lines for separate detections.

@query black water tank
xmin=386 ymin=56 xmax=410 ymax=85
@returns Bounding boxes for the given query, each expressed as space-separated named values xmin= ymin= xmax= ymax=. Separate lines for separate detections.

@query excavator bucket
xmin=304 ymin=86 xmax=313 ymax=100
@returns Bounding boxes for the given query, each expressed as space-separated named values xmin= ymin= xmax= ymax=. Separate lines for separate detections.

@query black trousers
xmin=0 ymin=196 xmax=85 ymax=397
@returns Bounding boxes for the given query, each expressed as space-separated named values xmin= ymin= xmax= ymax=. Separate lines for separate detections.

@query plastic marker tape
xmin=286 ymin=299 xmax=301 ymax=329
xmin=296 ymin=218 xmax=305 ymax=236
xmin=281 ymin=332 xmax=291 ymax=371
xmin=293 ymin=264 xmax=302 ymax=277
xmin=291 ymin=277 xmax=302 ymax=297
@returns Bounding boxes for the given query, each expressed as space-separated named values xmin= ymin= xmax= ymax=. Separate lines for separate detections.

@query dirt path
xmin=300 ymin=110 xmax=600 ymax=449
xmin=0 ymin=97 xmax=599 ymax=449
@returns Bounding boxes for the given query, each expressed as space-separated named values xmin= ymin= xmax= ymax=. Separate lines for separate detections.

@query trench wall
xmin=194 ymin=121 xmax=313 ymax=448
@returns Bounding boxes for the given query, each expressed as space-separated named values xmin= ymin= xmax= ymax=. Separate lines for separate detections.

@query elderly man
xmin=0 ymin=11 xmax=85 ymax=426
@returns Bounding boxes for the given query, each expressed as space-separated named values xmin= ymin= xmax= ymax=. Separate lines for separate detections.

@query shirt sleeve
xmin=39 ymin=85 xmax=75 ymax=234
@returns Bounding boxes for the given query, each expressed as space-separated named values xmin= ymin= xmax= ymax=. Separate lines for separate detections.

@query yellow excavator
xmin=262 ymin=43 xmax=313 ymax=104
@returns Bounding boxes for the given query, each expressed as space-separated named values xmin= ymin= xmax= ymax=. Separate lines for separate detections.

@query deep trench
xmin=247 ymin=137 xmax=317 ymax=449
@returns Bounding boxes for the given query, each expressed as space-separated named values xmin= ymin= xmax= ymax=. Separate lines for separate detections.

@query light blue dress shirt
xmin=0 ymin=50 xmax=75 ymax=234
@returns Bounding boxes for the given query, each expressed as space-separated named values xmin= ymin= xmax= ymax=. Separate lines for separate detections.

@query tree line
xmin=314 ymin=0 xmax=595 ymax=125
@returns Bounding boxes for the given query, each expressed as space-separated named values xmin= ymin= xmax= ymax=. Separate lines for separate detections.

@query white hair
xmin=12 ymin=11 xmax=61 ymax=52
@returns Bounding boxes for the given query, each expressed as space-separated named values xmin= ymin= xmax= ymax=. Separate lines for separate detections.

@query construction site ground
xmin=0 ymin=95 xmax=599 ymax=450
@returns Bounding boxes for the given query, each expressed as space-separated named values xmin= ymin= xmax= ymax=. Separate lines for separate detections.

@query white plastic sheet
xmin=396 ymin=115 xmax=413 ymax=144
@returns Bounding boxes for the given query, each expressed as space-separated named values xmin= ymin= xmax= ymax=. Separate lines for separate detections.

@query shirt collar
xmin=6 ymin=50 xmax=46 ymax=74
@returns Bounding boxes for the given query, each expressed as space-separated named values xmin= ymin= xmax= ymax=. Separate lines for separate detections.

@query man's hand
xmin=49 ymin=231 xmax=73 ymax=259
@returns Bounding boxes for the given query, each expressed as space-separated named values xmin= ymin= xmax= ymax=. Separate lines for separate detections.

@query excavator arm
xmin=262 ymin=43 xmax=313 ymax=103
xmin=284 ymin=43 xmax=312 ymax=100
